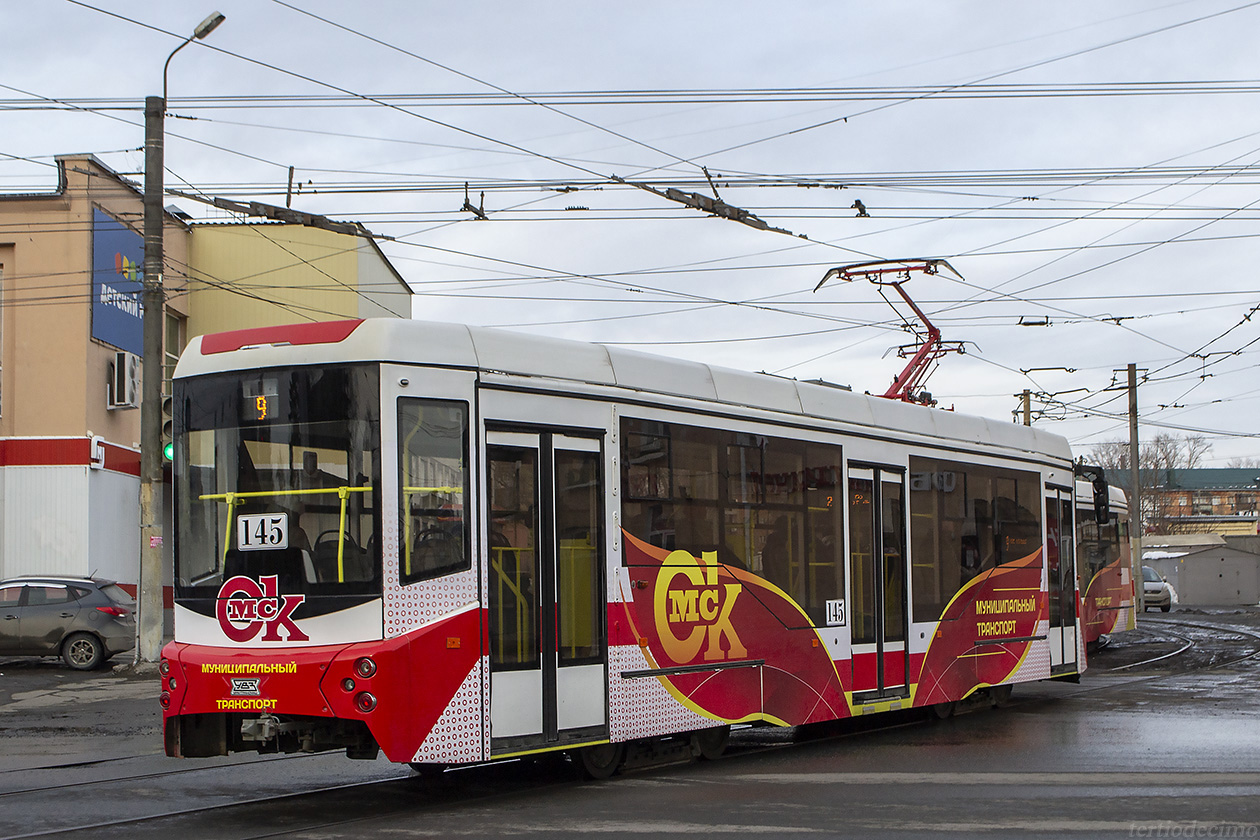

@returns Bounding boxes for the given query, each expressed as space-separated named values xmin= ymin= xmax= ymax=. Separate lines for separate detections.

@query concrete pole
xmin=135 ymin=12 xmax=225 ymax=664
xmin=138 ymin=95 xmax=165 ymax=662
xmin=1128 ymin=363 xmax=1144 ymax=614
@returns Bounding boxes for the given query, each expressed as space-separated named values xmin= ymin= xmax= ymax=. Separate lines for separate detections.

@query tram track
xmin=1 ymin=773 xmax=412 ymax=840
xmin=0 ymin=757 xmax=578 ymax=840
xmin=0 ymin=750 xmax=332 ymax=799
xmin=6 ymin=615 xmax=1258 ymax=840
xmin=1119 ymin=615 xmax=1260 ymax=671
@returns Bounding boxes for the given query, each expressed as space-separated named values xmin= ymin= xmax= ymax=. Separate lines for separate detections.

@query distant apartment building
xmin=1105 ymin=468 xmax=1260 ymax=536
xmin=0 ymin=154 xmax=410 ymax=589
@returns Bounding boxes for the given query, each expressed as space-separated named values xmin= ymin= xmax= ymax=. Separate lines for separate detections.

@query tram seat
xmin=223 ymin=547 xmax=306 ymax=591
xmin=312 ymin=535 xmax=372 ymax=582
xmin=301 ymin=549 xmax=317 ymax=583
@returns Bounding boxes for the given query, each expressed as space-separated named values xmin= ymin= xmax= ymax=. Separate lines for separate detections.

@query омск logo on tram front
xmin=215 ymin=575 xmax=309 ymax=643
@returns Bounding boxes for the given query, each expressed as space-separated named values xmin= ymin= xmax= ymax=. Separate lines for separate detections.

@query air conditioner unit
xmin=108 ymin=351 xmax=140 ymax=410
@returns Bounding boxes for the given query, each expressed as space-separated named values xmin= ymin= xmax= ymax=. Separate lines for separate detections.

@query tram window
xmin=622 ymin=417 xmax=843 ymax=625
xmin=1077 ymin=515 xmax=1105 ymax=588
xmin=849 ymin=477 xmax=876 ymax=645
xmin=1058 ymin=498 xmax=1076 ymax=622
xmin=672 ymin=428 xmax=720 ymax=501
xmin=555 ymin=449 xmax=604 ymax=664
xmin=488 ymin=447 xmax=540 ymax=669
xmin=625 ymin=427 xmax=670 ymax=500
xmin=1076 ymin=513 xmax=1121 ymax=587
xmin=398 ymin=400 xmax=469 ymax=585
xmin=909 ymin=456 xmax=1042 ymax=622
xmin=174 ymin=365 xmax=382 ymax=598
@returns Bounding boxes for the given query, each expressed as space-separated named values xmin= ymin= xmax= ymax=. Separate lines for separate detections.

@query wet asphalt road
xmin=2 ymin=609 xmax=1260 ymax=839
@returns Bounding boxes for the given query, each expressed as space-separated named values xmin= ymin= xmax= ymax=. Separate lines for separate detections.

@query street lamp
xmin=138 ymin=11 xmax=225 ymax=663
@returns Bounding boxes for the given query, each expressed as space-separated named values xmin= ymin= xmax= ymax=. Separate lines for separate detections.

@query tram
xmin=161 ymin=318 xmax=1101 ymax=776
xmin=1076 ymin=481 xmax=1136 ymax=646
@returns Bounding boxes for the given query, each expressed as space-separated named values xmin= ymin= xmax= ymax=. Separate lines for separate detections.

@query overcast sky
xmin=6 ymin=0 xmax=1260 ymax=465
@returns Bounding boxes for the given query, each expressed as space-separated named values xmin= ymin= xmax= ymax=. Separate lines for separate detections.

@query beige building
xmin=0 ymin=154 xmax=410 ymax=590
xmin=187 ymin=221 xmax=410 ymax=338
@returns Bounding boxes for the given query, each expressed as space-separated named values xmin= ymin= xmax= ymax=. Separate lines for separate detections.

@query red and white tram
xmin=1076 ymin=482 xmax=1136 ymax=646
xmin=162 ymin=318 xmax=1102 ymax=776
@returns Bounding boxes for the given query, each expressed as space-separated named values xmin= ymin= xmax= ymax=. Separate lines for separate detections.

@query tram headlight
xmin=354 ymin=691 xmax=377 ymax=713
xmin=168 ymin=677 xmax=177 ymax=690
xmin=353 ymin=657 xmax=377 ymax=679
xmin=341 ymin=678 xmax=356 ymax=693
xmin=159 ymin=659 xmax=170 ymax=676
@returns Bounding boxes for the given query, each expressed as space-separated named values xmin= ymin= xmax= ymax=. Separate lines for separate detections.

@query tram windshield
xmin=173 ymin=365 xmax=382 ymax=598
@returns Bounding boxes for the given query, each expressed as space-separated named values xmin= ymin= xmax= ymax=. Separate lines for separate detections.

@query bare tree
xmin=1087 ymin=433 xmax=1212 ymax=473
xmin=1226 ymin=456 xmax=1260 ymax=469
xmin=1085 ymin=433 xmax=1214 ymax=533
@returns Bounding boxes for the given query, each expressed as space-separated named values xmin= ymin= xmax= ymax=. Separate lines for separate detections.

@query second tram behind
xmin=1076 ymin=482 xmax=1136 ymax=646
xmin=161 ymin=318 xmax=1119 ymax=776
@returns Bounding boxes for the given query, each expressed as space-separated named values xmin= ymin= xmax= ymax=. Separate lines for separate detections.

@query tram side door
xmin=1045 ymin=486 xmax=1078 ymax=673
xmin=848 ymin=465 xmax=910 ymax=701
xmin=486 ymin=430 xmax=608 ymax=754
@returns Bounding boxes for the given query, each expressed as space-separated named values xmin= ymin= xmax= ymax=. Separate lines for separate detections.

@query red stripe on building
xmin=0 ymin=437 xmax=89 ymax=466
xmin=103 ymin=443 xmax=142 ymax=476
xmin=0 ymin=438 xmax=142 ymax=477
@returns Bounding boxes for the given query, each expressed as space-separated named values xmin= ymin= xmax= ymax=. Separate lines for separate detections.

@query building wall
xmin=357 ymin=240 xmax=412 ymax=319
xmin=1 ymin=465 xmax=89 ymax=578
xmin=0 ymin=156 xmax=183 ymax=586
xmin=1156 ymin=489 xmax=1258 ymax=520
xmin=187 ymin=224 xmax=409 ymax=339
xmin=88 ymin=465 xmax=141 ymax=582
xmin=1145 ymin=549 xmax=1260 ymax=605
xmin=0 ymin=156 xmax=410 ymax=591
xmin=0 ymin=156 xmax=189 ymax=447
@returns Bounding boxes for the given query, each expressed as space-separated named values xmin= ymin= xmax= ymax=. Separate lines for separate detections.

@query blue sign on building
xmin=91 ymin=208 xmax=145 ymax=357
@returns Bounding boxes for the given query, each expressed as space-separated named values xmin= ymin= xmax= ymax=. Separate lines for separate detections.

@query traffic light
xmin=161 ymin=395 xmax=174 ymax=461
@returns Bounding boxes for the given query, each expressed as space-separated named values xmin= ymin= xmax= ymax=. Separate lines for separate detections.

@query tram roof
xmin=179 ymin=318 xmax=1073 ymax=464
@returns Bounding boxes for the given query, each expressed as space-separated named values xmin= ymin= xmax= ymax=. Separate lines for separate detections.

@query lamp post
xmin=138 ymin=11 xmax=225 ymax=663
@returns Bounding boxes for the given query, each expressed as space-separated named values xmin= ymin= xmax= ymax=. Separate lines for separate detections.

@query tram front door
xmin=848 ymin=465 xmax=909 ymax=701
xmin=486 ymin=430 xmax=608 ymax=754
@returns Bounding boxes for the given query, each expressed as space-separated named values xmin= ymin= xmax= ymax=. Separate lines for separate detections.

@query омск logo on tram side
xmin=621 ymin=531 xmax=847 ymax=726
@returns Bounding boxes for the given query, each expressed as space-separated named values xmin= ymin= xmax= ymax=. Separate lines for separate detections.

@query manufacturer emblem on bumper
xmin=230 ymin=677 xmax=261 ymax=696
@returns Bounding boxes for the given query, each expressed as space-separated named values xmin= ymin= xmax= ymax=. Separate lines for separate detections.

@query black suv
xmin=0 ymin=576 xmax=136 ymax=669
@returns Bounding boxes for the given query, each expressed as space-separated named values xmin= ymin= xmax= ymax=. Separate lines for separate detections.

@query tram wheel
xmin=577 ymin=742 xmax=625 ymax=780
xmin=691 ymin=725 xmax=730 ymax=760
xmin=989 ymin=684 xmax=1013 ymax=708
xmin=932 ymin=701 xmax=956 ymax=720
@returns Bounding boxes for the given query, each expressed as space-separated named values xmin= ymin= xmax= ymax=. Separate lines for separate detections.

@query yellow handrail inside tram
xmin=489 ymin=547 xmax=531 ymax=662
xmin=201 ymin=485 xmax=373 ymax=582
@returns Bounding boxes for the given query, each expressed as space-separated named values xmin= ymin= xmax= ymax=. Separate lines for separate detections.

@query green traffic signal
xmin=161 ymin=395 xmax=174 ymax=461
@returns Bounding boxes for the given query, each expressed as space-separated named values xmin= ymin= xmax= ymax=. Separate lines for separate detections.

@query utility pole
xmin=138 ymin=92 xmax=164 ymax=664
xmin=137 ymin=11 xmax=225 ymax=663
xmin=1021 ymin=389 xmax=1031 ymax=426
xmin=1127 ymin=363 xmax=1144 ymax=614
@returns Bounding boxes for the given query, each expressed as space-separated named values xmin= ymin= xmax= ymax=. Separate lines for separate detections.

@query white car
xmin=1141 ymin=566 xmax=1177 ymax=612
